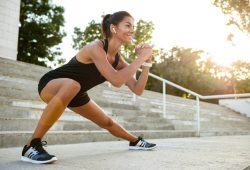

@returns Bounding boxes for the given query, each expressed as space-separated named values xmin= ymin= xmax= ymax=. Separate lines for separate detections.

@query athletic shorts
xmin=38 ymin=75 xmax=90 ymax=107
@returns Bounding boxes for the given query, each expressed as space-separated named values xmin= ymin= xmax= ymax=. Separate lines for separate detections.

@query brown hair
xmin=102 ymin=11 xmax=133 ymax=38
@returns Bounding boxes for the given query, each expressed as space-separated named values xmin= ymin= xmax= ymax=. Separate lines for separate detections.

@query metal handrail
xmin=136 ymin=69 xmax=250 ymax=136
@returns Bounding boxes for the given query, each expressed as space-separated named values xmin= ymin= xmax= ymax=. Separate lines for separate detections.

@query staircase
xmin=219 ymin=98 xmax=250 ymax=118
xmin=1 ymin=57 xmax=250 ymax=148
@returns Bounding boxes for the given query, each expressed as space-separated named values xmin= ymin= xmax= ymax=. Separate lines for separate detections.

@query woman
xmin=21 ymin=11 xmax=156 ymax=164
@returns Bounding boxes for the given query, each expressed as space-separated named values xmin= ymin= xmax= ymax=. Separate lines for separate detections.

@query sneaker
xmin=21 ymin=138 xmax=57 ymax=164
xmin=129 ymin=136 xmax=156 ymax=150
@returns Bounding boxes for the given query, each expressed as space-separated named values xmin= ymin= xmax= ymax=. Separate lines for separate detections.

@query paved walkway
xmin=0 ymin=135 xmax=250 ymax=170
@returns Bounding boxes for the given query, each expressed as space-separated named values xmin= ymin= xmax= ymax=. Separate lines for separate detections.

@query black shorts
xmin=38 ymin=75 xmax=90 ymax=107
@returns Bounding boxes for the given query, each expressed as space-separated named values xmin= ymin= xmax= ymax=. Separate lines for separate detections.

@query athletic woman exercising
xmin=21 ymin=11 xmax=156 ymax=164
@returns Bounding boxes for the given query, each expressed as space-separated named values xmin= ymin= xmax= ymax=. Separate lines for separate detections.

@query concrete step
xmin=0 ymin=76 xmax=37 ymax=93
xmin=0 ymin=130 xmax=197 ymax=148
xmin=0 ymin=104 xmax=164 ymax=123
xmin=0 ymin=105 xmax=87 ymax=121
xmin=0 ymin=96 xmax=141 ymax=111
xmin=0 ymin=118 xmax=96 ymax=131
xmin=120 ymin=116 xmax=171 ymax=124
xmin=200 ymin=121 xmax=250 ymax=130
xmin=0 ymin=117 xmax=174 ymax=131
xmin=139 ymin=99 xmax=232 ymax=115
xmin=110 ymin=108 xmax=163 ymax=118
xmin=137 ymin=91 xmax=234 ymax=112
xmin=200 ymin=131 xmax=250 ymax=137
xmin=0 ymin=86 xmax=40 ymax=100
xmin=171 ymin=117 xmax=250 ymax=131
xmin=0 ymin=57 xmax=49 ymax=80
xmin=122 ymin=122 xmax=174 ymax=130
xmin=166 ymin=110 xmax=249 ymax=122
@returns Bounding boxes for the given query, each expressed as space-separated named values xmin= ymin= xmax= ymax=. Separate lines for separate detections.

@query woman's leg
xmin=28 ymin=78 xmax=81 ymax=145
xmin=69 ymin=100 xmax=138 ymax=142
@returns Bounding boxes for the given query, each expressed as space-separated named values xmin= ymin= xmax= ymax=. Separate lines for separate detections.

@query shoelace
xmin=33 ymin=141 xmax=48 ymax=154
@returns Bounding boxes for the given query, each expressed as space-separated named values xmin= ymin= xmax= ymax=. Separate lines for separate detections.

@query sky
xmin=54 ymin=0 xmax=250 ymax=66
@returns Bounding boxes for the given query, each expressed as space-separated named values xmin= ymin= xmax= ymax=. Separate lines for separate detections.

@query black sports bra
xmin=43 ymin=39 xmax=120 ymax=91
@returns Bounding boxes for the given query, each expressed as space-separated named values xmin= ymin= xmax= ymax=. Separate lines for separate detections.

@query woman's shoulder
xmin=85 ymin=40 xmax=104 ymax=50
xmin=76 ymin=40 xmax=106 ymax=63
xmin=85 ymin=40 xmax=107 ymax=56
xmin=77 ymin=40 xmax=104 ymax=54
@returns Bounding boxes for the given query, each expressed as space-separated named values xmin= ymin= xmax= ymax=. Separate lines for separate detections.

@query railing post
xmin=163 ymin=81 xmax=166 ymax=118
xmin=196 ymin=96 xmax=200 ymax=137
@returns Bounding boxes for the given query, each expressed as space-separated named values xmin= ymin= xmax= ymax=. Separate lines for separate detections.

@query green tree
xmin=148 ymin=47 xmax=228 ymax=98
xmin=213 ymin=0 xmax=250 ymax=36
xmin=158 ymin=47 xmax=204 ymax=97
xmin=18 ymin=0 xmax=66 ymax=67
xmin=72 ymin=20 xmax=102 ymax=50
xmin=237 ymin=78 xmax=250 ymax=93
xmin=222 ymin=60 xmax=250 ymax=94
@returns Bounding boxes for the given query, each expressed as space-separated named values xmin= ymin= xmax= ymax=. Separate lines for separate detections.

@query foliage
xmin=148 ymin=47 xmax=215 ymax=97
xmin=213 ymin=0 xmax=250 ymax=36
xmin=216 ymin=60 xmax=250 ymax=94
xmin=18 ymin=0 xmax=66 ymax=67
xmin=72 ymin=20 xmax=102 ymax=50
xmin=147 ymin=47 xmax=250 ymax=99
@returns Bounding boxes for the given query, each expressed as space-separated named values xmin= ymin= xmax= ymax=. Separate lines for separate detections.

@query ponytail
xmin=102 ymin=14 xmax=112 ymax=39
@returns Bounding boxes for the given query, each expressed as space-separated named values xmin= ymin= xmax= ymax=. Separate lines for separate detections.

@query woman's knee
xmin=57 ymin=79 xmax=81 ymax=101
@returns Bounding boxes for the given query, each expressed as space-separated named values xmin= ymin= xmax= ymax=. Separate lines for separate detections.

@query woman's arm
xmin=88 ymin=42 xmax=152 ymax=87
xmin=117 ymin=56 xmax=151 ymax=95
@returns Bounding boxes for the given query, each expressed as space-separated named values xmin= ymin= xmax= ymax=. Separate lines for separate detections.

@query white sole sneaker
xmin=21 ymin=156 xmax=57 ymax=164
xmin=129 ymin=145 xmax=157 ymax=150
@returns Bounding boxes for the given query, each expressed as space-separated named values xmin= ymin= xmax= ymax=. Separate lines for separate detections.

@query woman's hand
xmin=135 ymin=43 xmax=152 ymax=61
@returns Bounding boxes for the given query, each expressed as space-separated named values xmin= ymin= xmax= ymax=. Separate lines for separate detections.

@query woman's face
xmin=114 ymin=16 xmax=135 ymax=43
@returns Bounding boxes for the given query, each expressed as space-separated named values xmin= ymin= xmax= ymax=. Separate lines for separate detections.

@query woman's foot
xmin=129 ymin=136 xmax=156 ymax=150
xmin=21 ymin=138 xmax=57 ymax=164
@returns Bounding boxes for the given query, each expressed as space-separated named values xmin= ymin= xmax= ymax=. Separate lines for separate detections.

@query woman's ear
xmin=110 ymin=24 xmax=116 ymax=34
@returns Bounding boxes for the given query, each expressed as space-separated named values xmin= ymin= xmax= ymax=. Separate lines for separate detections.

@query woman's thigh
xmin=40 ymin=78 xmax=80 ymax=103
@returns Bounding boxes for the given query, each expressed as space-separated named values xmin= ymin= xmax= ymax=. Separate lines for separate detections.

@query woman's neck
xmin=107 ymin=38 xmax=122 ymax=57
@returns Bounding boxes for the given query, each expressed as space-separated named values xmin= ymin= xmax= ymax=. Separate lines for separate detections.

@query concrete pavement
xmin=0 ymin=135 xmax=249 ymax=170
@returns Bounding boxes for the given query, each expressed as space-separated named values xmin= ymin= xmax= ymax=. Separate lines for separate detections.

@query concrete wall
xmin=219 ymin=98 xmax=250 ymax=117
xmin=0 ymin=0 xmax=20 ymax=60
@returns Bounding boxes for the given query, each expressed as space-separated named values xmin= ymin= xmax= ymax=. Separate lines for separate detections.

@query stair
xmin=1 ymin=57 xmax=250 ymax=148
